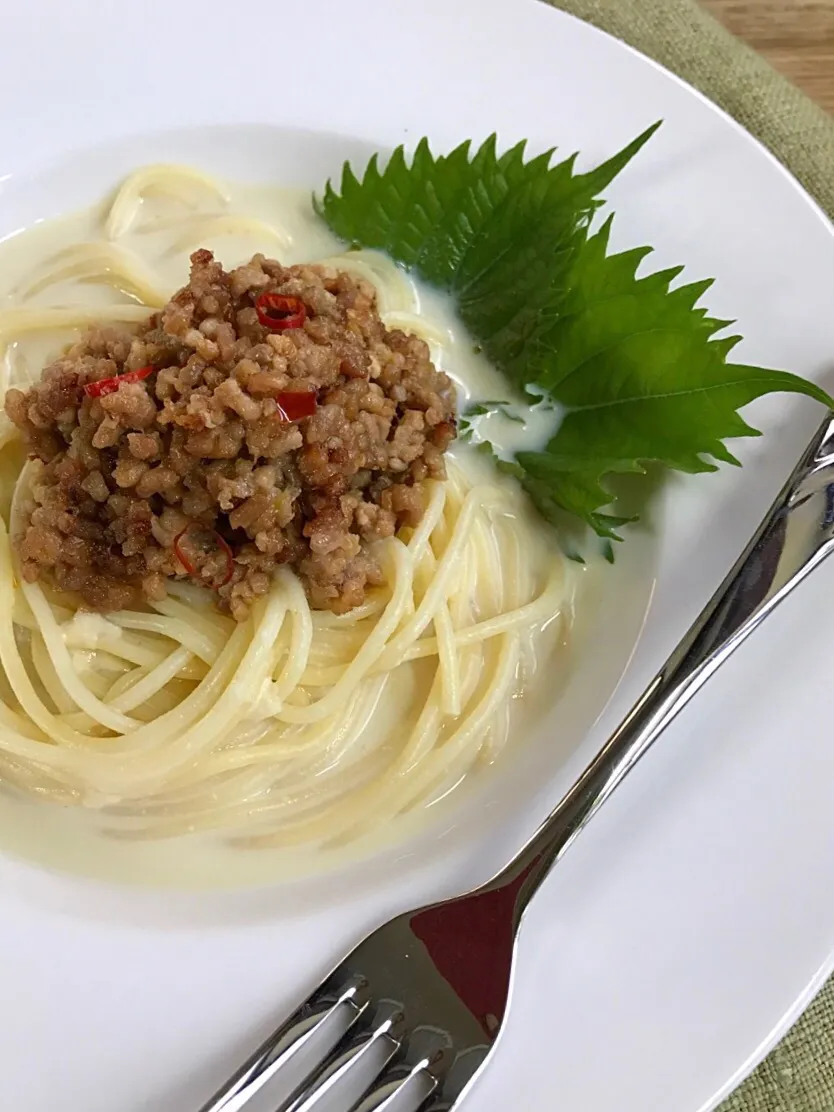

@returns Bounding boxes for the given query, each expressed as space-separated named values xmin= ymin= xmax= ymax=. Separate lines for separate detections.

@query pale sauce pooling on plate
xmin=0 ymin=170 xmax=584 ymax=887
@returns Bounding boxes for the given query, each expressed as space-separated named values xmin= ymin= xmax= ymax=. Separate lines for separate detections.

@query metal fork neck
xmin=486 ymin=413 xmax=834 ymax=923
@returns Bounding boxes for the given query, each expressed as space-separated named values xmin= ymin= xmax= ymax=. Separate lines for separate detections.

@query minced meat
xmin=5 ymin=250 xmax=457 ymax=619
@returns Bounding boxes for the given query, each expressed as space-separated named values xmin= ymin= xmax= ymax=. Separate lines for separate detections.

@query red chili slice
xmin=173 ymin=524 xmax=234 ymax=589
xmin=255 ymin=293 xmax=306 ymax=331
xmin=276 ymin=390 xmax=317 ymax=421
xmin=83 ymin=365 xmax=155 ymax=399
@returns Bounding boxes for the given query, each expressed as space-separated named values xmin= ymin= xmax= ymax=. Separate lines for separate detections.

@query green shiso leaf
xmin=316 ymin=125 xmax=832 ymax=540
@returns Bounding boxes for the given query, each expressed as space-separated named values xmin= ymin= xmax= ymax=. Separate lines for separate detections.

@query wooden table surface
xmin=702 ymin=0 xmax=834 ymax=114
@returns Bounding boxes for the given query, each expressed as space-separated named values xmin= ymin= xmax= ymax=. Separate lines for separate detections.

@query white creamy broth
xmin=0 ymin=167 xmax=583 ymax=888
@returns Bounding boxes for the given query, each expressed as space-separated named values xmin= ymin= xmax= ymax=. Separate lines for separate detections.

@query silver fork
xmin=196 ymin=412 xmax=834 ymax=1112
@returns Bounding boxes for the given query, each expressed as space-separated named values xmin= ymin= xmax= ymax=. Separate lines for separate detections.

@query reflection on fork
xmin=197 ymin=859 xmax=534 ymax=1112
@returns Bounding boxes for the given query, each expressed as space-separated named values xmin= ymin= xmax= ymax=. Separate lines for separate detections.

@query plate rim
xmin=0 ymin=3 xmax=833 ymax=1110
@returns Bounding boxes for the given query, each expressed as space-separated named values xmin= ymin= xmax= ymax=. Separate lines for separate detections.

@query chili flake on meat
xmin=5 ymin=250 xmax=457 ymax=620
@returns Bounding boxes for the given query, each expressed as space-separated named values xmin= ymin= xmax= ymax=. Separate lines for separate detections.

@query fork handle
xmin=493 ymin=412 xmax=834 ymax=912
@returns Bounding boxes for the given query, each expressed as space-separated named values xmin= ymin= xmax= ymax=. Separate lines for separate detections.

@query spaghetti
xmin=0 ymin=165 xmax=571 ymax=853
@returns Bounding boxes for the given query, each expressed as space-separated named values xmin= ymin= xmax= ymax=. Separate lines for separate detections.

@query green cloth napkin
xmin=544 ymin=2 xmax=834 ymax=1109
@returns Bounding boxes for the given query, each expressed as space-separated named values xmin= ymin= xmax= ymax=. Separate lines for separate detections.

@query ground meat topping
xmin=6 ymin=251 xmax=457 ymax=619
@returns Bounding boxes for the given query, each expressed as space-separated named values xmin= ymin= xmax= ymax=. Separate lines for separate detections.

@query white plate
xmin=1 ymin=1 xmax=833 ymax=1110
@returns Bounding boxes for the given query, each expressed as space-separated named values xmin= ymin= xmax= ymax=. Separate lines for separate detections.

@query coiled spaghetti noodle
xmin=0 ymin=165 xmax=570 ymax=853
